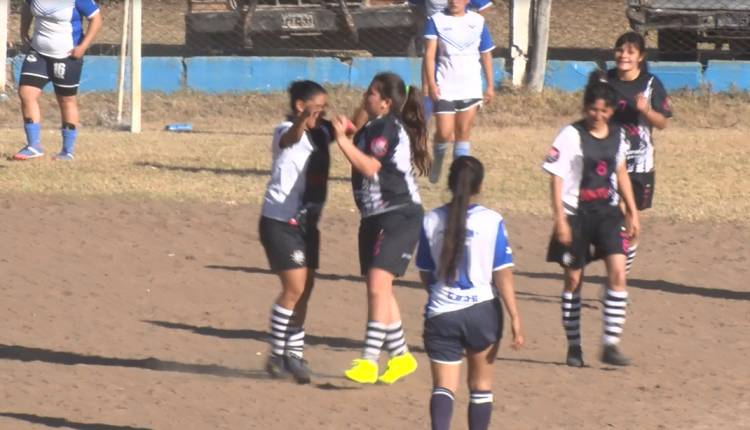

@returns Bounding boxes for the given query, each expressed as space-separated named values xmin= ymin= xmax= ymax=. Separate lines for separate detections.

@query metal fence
xmin=5 ymin=0 xmax=750 ymax=64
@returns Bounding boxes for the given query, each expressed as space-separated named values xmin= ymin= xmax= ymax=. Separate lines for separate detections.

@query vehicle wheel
xmin=658 ymin=29 xmax=698 ymax=61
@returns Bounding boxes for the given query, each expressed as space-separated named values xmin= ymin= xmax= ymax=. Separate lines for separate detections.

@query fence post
xmin=130 ymin=0 xmax=141 ymax=133
xmin=0 ymin=0 xmax=9 ymax=99
xmin=510 ymin=0 xmax=532 ymax=88
xmin=117 ymin=0 xmax=131 ymax=126
xmin=528 ymin=0 xmax=551 ymax=93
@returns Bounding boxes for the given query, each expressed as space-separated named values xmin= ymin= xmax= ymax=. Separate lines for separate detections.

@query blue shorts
xmin=423 ymin=298 xmax=503 ymax=364
xmin=19 ymin=50 xmax=84 ymax=96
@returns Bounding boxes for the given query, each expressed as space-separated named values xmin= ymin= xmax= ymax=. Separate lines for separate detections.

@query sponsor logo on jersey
xmin=580 ymin=187 xmax=610 ymax=202
xmin=291 ymin=250 xmax=306 ymax=265
xmin=545 ymin=147 xmax=560 ymax=163
xmin=370 ymin=136 xmax=389 ymax=158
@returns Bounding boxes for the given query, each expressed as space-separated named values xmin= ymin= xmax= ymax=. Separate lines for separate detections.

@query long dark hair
xmin=584 ymin=70 xmax=617 ymax=109
xmin=614 ymin=31 xmax=648 ymax=72
xmin=370 ymin=72 xmax=430 ymax=176
xmin=288 ymin=80 xmax=327 ymax=114
xmin=438 ymin=156 xmax=484 ymax=283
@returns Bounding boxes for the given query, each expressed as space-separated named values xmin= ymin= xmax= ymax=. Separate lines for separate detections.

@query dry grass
xmin=0 ymin=89 xmax=748 ymax=225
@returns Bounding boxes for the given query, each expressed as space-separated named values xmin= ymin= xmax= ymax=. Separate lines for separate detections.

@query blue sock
xmin=454 ymin=141 xmax=470 ymax=158
xmin=430 ymin=387 xmax=454 ymax=430
xmin=24 ymin=122 xmax=41 ymax=149
xmin=468 ymin=391 xmax=493 ymax=430
xmin=61 ymin=127 xmax=77 ymax=155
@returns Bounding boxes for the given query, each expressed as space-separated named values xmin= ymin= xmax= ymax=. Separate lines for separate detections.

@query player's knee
xmin=563 ymin=271 xmax=582 ymax=292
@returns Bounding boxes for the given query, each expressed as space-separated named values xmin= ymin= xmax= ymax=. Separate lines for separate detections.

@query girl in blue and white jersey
xmin=416 ymin=156 xmax=524 ymax=430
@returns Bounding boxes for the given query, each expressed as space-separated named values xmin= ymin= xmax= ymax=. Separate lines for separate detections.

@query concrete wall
xmin=9 ymin=55 xmax=750 ymax=94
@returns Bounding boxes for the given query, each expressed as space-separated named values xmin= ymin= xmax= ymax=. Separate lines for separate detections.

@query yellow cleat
xmin=378 ymin=352 xmax=418 ymax=385
xmin=344 ymin=358 xmax=379 ymax=384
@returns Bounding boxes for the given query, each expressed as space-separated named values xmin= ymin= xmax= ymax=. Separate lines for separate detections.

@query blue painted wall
xmin=9 ymin=55 xmax=750 ymax=94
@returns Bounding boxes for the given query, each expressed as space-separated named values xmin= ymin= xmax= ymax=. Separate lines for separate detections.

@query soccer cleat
xmin=265 ymin=353 xmax=287 ymax=378
xmin=53 ymin=152 xmax=74 ymax=161
xmin=378 ymin=352 xmax=418 ymax=384
xmin=566 ymin=345 xmax=584 ymax=367
xmin=601 ymin=344 xmax=631 ymax=366
xmin=344 ymin=358 xmax=379 ymax=384
xmin=284 ymin=353 xmax=311 ymax=384
xmin=13 ymin=146 xmax=44 ymax=160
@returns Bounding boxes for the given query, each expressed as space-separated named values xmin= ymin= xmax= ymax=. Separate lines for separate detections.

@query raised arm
xmin=331 ymin=115 xmax=382 ymax=178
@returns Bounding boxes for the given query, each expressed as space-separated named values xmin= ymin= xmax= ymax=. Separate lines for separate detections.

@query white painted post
xmin=130 ymin=0 xmax=141 ymax=133
xmin=0 ymin=0 xmax=9 ymax=98
xmin=528 ymin=0 xmax=552 ymax=93
xmin=510 ymin=0 xmax=532 ymax=88
xmin=116 ymin=0 xmax=130 ymax=125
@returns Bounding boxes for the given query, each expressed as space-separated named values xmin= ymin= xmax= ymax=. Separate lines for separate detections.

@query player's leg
xmin=466 ymin=342 xmax=500 ymax=430
xmin=15 ymin=51 xmax=48 ymax=160
xmin=429 ymin=103 xmax=456 ymax=183
xmin=424 ymin=310 xmax=464 ymax=430
xmin=430 ymin=362 xmax=461 ymax=430
xmin=52 ymin=57 xmax=83 ymax=160
xmin=599 ymin=214 xmax=631 ymax=366
xmin=453 ymin=100 xmax=482 ymax=158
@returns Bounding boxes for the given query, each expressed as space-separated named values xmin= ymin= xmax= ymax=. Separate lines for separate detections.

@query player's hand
xmin=331 ymin=114 xmax=354 ymax=140
xmin=69 ymin=45 xmax=87 ymax=59
xmin=625 ymin=211 xmax=640 ymax=241
xmin=483 ymin=86 xmax=494 ymax=105
xmin=554 ymin=217 xmax=572 ymax=246
xmin=635 ymin=92 xmax=650 ymax=114
xmin=428 ymin=84 xmax=440 ymax=103
xmin=510 ymin=316 xmax=524 ymax=350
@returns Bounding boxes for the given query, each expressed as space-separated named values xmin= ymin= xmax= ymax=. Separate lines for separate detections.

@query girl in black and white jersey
xmin=331 ymin=72 xmax=430 ymax=385
xmin=543 ymin=72 xmax=640 ymax=367
xmin=260 ymin=80 xmax=333 ymax=384
xmin=607 ymin=31 xmax=673 ymax=273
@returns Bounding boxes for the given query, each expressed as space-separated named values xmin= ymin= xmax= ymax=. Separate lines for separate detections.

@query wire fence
xmin=5 ymin=0 xmax=750 ymax=78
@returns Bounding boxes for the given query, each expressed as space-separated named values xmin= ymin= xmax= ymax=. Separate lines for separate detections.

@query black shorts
xmin=259 ymin=216 xmax=320 ymax=272
xmin=359 ymin=204 xmax=423 ymax=277
xmin=546 ymin=209 xmax=628 ymax=269
xmin=19 ymin=50 xmax=84 ymax=96
xmin=630 ymin=171 xmax=655 ymax=211
xmin=434 ymin=99 xmax=483 ymax=115
xmin=423 ymin=298 xmax=503 ymax=363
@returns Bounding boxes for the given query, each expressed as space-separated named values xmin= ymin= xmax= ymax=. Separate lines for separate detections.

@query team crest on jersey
xmin=291 ymin=250 xmax=305 ymax=265
xmin=370 ymin=136 xmax=389 ymax=158
xmin=545 ymin=147 xmax=559 ymax=163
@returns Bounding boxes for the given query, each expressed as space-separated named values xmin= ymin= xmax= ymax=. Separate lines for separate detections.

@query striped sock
xmin=362 ymin=321 xmax=387 ymax=361
xmin=625 ymin=244 xmax=638 ymax=274
xmin=561 ymin=292 xmax=582 ymax=347
xmin=286 ymin=326 xmax=305 ymax=358
xmin=602 ymin=290 xmax=628 ymax=346
xmin=269 ymin=304 xmax=293 ymax=356
xmin=468 ymin=391 xmax=493 ymax=430
xmin=385 ymin=321 xmax=408 ymax=357
xmin=430 ymin=387 xmax=454 ymax=430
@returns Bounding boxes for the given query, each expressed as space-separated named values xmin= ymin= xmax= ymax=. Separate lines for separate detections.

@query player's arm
xmin=20 ymin=3 xmax=32 ymax=47
xmin=493 ymin=268 xmax=524 ymax=350
xmin=331 ymin=115 xmax=381 ymax=177
xmin=550 ymin=175 xmax=572 ymax=246
xmin=423 ymin=17 xmax=439 ymax=102
xmin=616 ymin=163 xmax=640 ymax=240
xmin=71 ymin=9 xmax=103 ymax=59
xmin=479 ymin=23 xmax=495 ymax=104
xmin=278 ymin=109 xmax=315 ymax=149
xmin=636 ymin=95 xmax=668 ymax=130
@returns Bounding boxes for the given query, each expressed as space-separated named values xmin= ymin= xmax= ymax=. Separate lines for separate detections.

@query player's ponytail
xmin=438 ymin=156 xmax=484 ymax=283
xmin=584 ymin=70 xmax=617 ymax=108
xmin=370 ymin=72 xmax=430 ymax=176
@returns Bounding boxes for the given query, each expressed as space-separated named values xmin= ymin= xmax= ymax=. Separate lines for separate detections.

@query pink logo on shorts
xmin=620 ymin=229 xmax=629 ymax=252
xmin=596 ymin=161 xmax=608 ymax=176
xmin=370 ymin=136 xmax=389 ymax=158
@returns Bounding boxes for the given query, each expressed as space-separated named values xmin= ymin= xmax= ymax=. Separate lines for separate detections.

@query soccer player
xmin=607 ymin=31 xmax=672 ymax=273
xmin=330 ymin=72 xmax=430 ymax=385
xmin=423 ymin=0 xmax=495 ymax=183
xmin=260 ymin=80 xmax=332 ymax=384
xmin=543 ymin=72 xmax=640 ymax=367
xmin=14 ymin=0 xmax=103 ymax=161
xmin=417 ymin=156 xmax=524 ymax=430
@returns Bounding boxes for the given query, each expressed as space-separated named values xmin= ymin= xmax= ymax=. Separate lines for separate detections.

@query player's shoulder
xmin=273 ymin=120 xmax=293 ymax=135
xmin=469 ymin=204 xmax=503 ymax=224
xmin=465 ymin=10 xmax=485 ymax=24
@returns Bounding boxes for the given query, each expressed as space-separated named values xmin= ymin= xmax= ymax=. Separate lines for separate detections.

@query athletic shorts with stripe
xmin=358 ymin=204 xmax=423 ymax=277
xmin=433 ymin=98 xmax=483 ymax=115
xmin=546 ymin=208 xmax=628 ymax=270
xmin=629 ymin=171 xmax=655 ymax=211
xmin=423 ymin=298 xmax=503 ymax=363
xmin=19 ymin=50 xmax=84 ymax=96
xmin=259 ymin=216 xmax=320 ymax=272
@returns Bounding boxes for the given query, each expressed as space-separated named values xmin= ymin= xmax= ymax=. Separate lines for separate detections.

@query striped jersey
xmin=28 ymin=0 xmax=100 ymax=59
xmin=416 ymin=204 xmax=514 ymax=318
xmin=607 ymin=69 xmax=673 ymax=173
xmin=424 ymin=10 xmax=494 ymax=101
xmin=262 ymin=120 xmax=332 ymax=222
xmin=542 ymin=121 xmax=628 ymax=215
xmin=352 ymin=114 xmax=421 ymax=218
